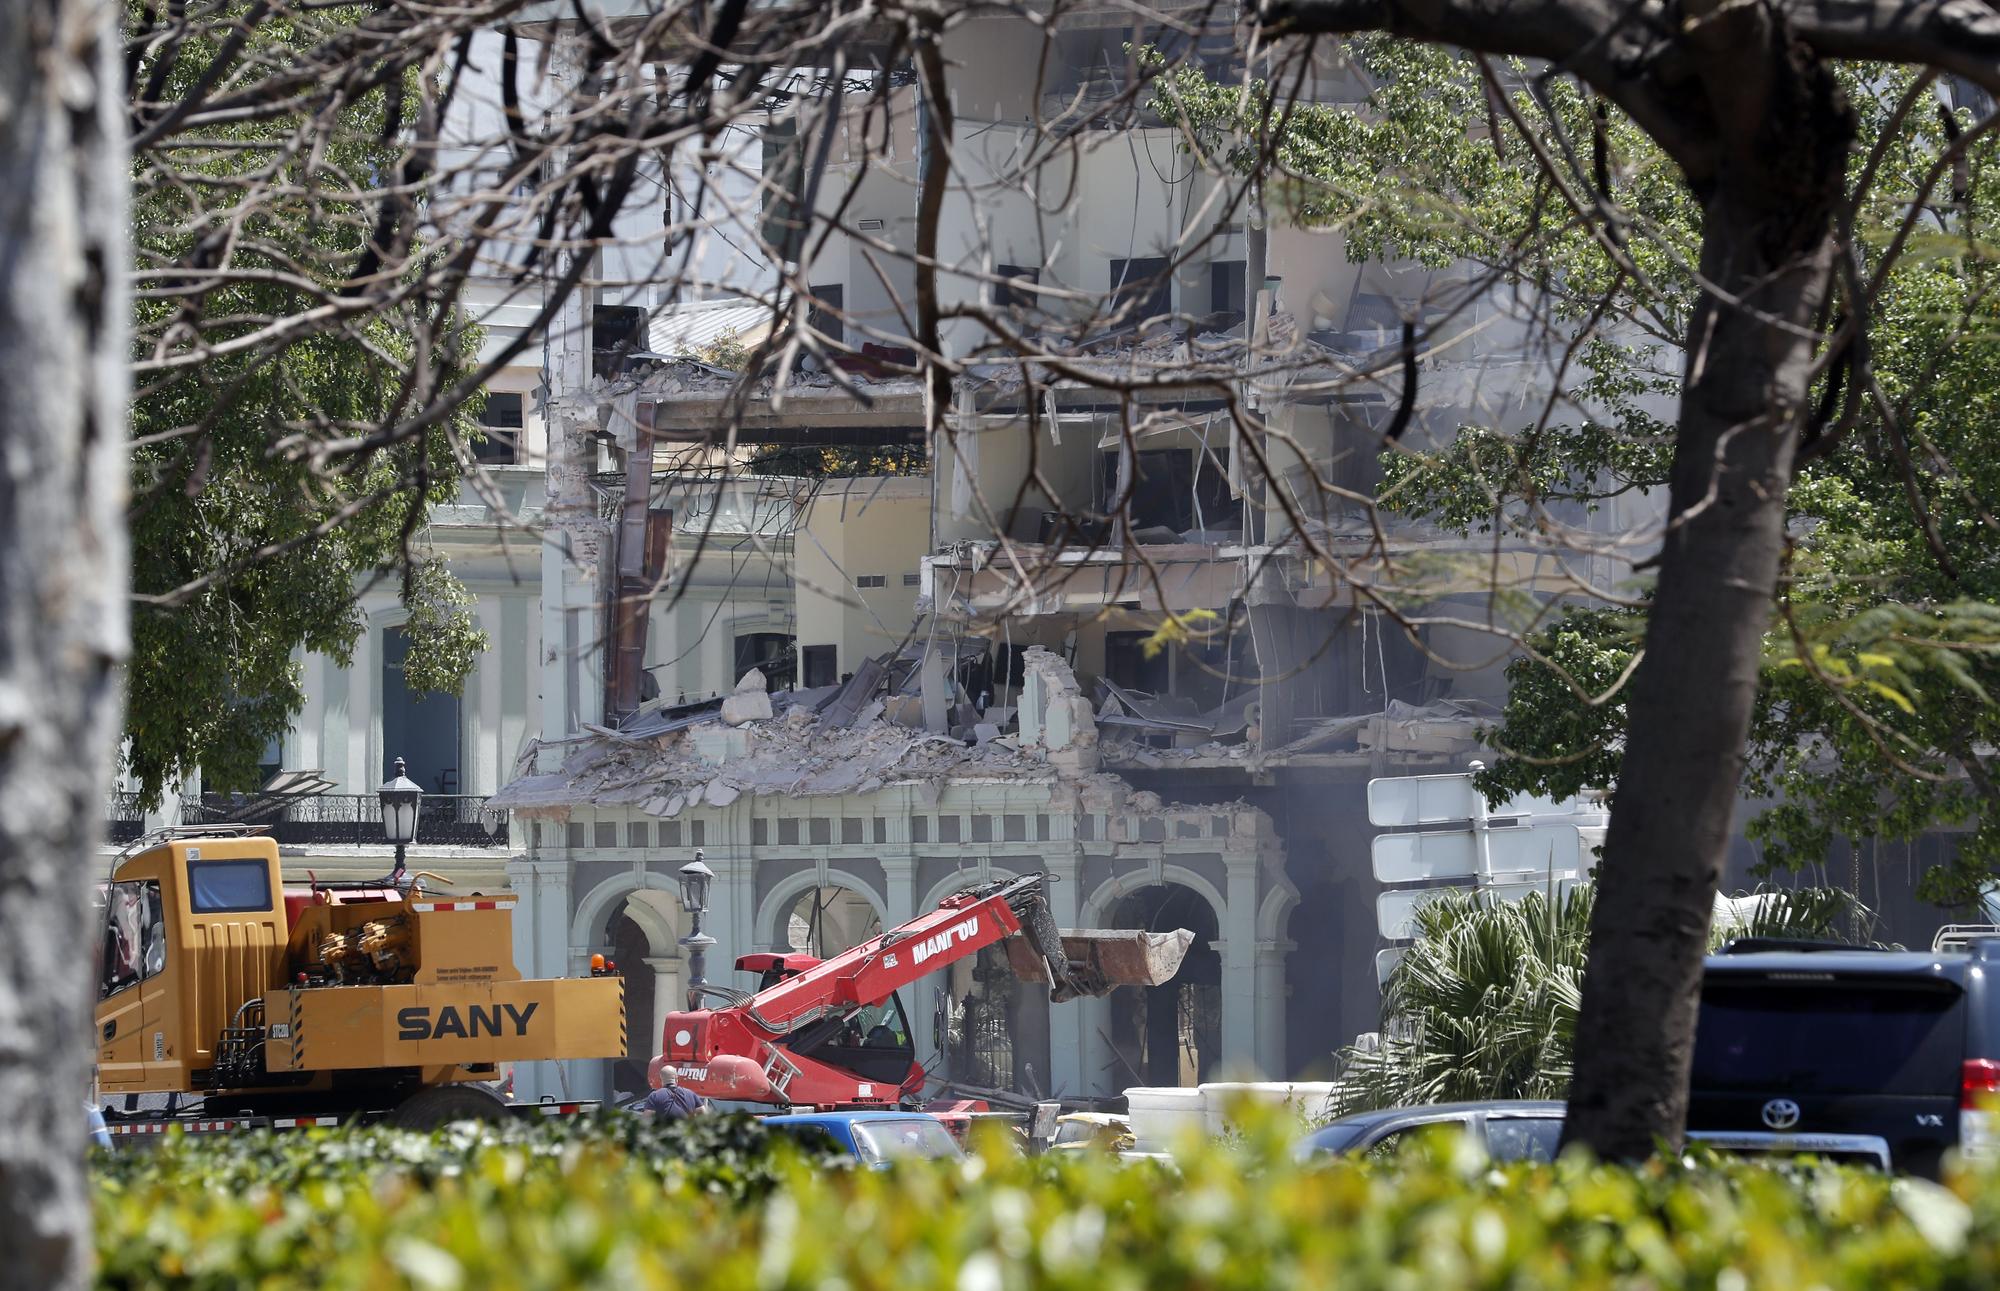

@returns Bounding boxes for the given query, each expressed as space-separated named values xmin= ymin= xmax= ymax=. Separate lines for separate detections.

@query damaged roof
xmin=489 ymin=675 xmax=1068 ymax=819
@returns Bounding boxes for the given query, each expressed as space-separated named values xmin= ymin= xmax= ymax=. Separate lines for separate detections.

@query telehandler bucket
xmin=1003 ymin=927 xmax=1194 ymax=995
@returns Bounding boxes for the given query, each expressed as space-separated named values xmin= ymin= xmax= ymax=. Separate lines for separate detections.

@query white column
xmin=1046 ymin=848 xmax=1087 ymax=1097
xmin=349 ymin=623 xmax=375 ymax=788
xmin=886 ymin=857 xmax=928 ymax=1060
xmin=700 ymin=838 xmax=751 ymax=985
xmin=506 ymin=855 xmax=573 ymax=1102
xmin=643 ymin=954 xmax=682 ymax=1060
xmin=473 ymin=596 xmax=502 ymax=795
xmin=1255 ymin=941 xmax=1291 ymax=1079
xmin=1220 ymin=856 xmax=1260 ymax=1075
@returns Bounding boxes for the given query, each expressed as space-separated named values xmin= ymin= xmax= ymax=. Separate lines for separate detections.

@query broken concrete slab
xmin=721 ymin=689 xmax=774 ymax=725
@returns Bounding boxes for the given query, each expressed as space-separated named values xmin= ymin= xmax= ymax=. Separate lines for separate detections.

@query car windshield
xmin=851 ymin=1118 xmax=961 ymax=1164
xmin=1692 ymin=979 xmax=1965 ymax=1096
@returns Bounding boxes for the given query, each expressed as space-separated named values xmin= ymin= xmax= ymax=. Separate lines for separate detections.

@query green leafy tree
xmin=1158 ymin=46 xmax=2000 ymax=905
xmin=126 ymin=10 xmax=487 ymax=801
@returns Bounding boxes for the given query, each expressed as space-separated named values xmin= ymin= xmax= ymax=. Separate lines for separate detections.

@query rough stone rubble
xmin=490 ymin=649 xmax=1198 ymax=821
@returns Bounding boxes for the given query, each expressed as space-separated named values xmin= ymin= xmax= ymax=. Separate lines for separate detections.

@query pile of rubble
xmin=491 ymin=646 xmax=1127 ymax=820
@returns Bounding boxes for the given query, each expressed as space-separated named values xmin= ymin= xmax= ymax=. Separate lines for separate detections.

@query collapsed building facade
xmin=494 ymin=303 xmax=1648 ymax=1105
xmin=113 ymin=8 xmax=1669 ymax=1105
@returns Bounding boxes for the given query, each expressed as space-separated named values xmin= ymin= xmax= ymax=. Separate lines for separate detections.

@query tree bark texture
xmin=0 ymin=0 xmax=130 ymax=1280
xmin=1561 ymin=16 xmax=1852 ymax=1162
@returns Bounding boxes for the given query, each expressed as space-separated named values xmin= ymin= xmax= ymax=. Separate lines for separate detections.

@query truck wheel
xmin=388 ymin=1084 xmax=510 ymax=1130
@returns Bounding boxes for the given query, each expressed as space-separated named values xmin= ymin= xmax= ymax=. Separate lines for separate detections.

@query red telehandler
xmin=660 ymin=872 xmax=1191 ymax=1109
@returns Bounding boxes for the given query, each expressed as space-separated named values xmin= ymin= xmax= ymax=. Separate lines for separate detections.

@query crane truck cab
xmin=95 ymin=828 xmax=626 ymax=1132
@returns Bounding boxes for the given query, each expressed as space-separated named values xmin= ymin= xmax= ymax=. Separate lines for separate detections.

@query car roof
xmin=762 ymin=1111 xmax=935 ymax=1126
xmin=1319 ymin=1100 xmax=1566 ymax=1129
xmin=1703 ymin=950 xmax=1971 ymax=979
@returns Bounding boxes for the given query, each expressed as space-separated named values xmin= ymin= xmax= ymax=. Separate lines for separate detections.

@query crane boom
xmin=659 ymin=872 xmax=1191 ymax=1109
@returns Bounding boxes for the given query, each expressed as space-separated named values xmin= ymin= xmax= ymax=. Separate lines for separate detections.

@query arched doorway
xmin=780 ymin=885 xmax=881 ymax=957
xmin=607 ymin=908 xmax=654 ymax=1100
xmin=595 ymin=887 xmax=681 ymax=1102
xmin=938 ymin=943 xmax=1051 ymax=1096
xmin=1104 ymin=884 xmax=1221 ymax=1087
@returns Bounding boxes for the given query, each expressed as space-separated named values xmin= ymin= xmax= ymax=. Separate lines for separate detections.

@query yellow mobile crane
xmin=96 ymin=829 xmax=625 ymax=1135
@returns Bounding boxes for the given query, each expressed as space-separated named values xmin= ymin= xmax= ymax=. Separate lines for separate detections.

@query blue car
xmin=762 ymin=1111 xmax=963 ymax=1167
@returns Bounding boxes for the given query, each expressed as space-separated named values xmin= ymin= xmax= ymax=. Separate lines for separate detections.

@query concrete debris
xmin=1018 ymin=646 xmax=1099 ymax=774
xmin=721 ymin=667 xmax=774 ymax=725
xmin=485 ymin=644 xmax=1278 ymax=820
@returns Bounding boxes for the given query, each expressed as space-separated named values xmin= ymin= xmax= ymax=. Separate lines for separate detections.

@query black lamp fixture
xmin=378 ymin=756 xmax=422 ymax=885
xmin=678 ymin=849 xmax=716 ymax=1009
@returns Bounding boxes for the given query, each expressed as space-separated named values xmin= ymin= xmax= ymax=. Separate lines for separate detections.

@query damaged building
xmin=125 ymin=7 xmax=1671 ymax=1108
xmin=493 ymin=648 xmax=1293 ymax=1101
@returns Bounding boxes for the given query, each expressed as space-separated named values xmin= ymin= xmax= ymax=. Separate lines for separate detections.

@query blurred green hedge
xmin=94 ymin=1110 xmax=2000 ymax=1290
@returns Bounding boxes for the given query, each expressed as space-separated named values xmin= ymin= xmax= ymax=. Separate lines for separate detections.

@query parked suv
xmin=1687 ymin=935 xmax=2000 ymax=1177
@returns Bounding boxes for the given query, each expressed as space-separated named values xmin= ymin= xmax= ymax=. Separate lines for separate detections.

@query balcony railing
xmin=106 ymin=792 xmax=147 ymax=846
xmin=181 ymin=793 xmax=507 ymax=848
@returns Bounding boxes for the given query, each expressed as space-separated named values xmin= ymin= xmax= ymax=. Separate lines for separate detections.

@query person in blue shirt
xmin=637 ymin=1055 xmax=704 ymax=1118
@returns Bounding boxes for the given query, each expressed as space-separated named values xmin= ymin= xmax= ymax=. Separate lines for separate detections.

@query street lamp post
xmin=678 ymin=850 xmax=716 ymax=1011
xmin=378 ymin=757 xmax=422 ymax=888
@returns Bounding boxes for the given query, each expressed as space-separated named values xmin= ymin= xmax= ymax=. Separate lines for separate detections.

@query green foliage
xmin=90 ymin=1110 xmax=2000 ymax=1289
xmin=398 ymin=559 xmax=491 ymax=700
xmin=1330 ymin=886 xmax=1591 ymax=1116
xmin=742 ymin=444 xmax=928 ymax=477
xmin=1330 ymin=884 xmax=1871 ymax=1116
xmin=1158 ymin=47 xmax=2000 ymax=901
xmin=696 ymin=330 xmax=754 ymax=371
xmin=126 ymin=7 xmax=486 ymax=802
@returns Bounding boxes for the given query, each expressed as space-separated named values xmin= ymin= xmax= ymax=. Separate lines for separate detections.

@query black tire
xmin=387 ymin=1084 xmax=511 ymax=1130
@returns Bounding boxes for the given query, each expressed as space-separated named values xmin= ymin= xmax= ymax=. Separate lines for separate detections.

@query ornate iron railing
xmin=180 ymin=793 xmax=506 ymax=848
xmin=105 ymin=792 xmax=147 ymax=845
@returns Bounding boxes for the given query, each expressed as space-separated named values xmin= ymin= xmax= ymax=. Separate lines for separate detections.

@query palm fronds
xmin=1326 ymin=881 xmax=1874 ymax=1119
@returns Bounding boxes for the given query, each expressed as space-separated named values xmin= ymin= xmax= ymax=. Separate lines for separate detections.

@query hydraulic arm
xmin=659 ymin=872 xmax=1191 ymax=1108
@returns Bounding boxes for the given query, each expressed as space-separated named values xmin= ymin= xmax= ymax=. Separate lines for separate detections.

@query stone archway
xmin=754 ymin=868 xmax=887 ymax=957
xmin=1100 ymin=884 xmax=1222 ymax=1088
xmin=779 ymin=885 xmax=882 ymax=958
xmin=597 ymin=887 xmax=682 ymax=1100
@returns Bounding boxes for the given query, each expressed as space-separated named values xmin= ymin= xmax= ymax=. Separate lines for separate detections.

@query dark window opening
xmin=761 ymin=119 xmax=806 ymax=261
xmin=994 ymin=644 xmax=1028 ymax=691
xmin=1110 ymin=256 xmax=1172 ymax=324
xmin=1104 ymin=631 xmax=1170 ymax=694
xmin=1098 ymin=447 xmax=1239 ymax=536
xmin=187 ymin=859 xmax=274 ymax=914
xmin=474 ymin=391 xmax=523 ymax=465
xmin=996 ymin=264 xmax=1041 ymax=311
xmin=382 ymin=625 xmax=460 ymax=795
xmin=802 ymin=644 xmax=838 ymax=689
xmin=807 ymin=283 xmax=845 ymax=346
xmin=257 ymin=733 xmax=283 ymax=787
xmin=1210 ymin=260 xmax=1245 ymax=316
xmin=592 ymin=305 xmax=648 ymax=379
xmin=734 ymin=632 xmax=796 ymax=690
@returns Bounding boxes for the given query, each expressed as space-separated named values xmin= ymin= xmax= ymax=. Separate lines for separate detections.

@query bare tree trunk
xmin=0 ymin=0 xmax=130 ymax=1280
xmin=1562 ymin=44 xmax=1851 ymax=1159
